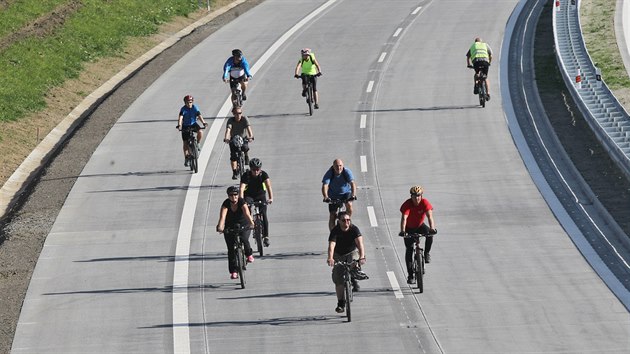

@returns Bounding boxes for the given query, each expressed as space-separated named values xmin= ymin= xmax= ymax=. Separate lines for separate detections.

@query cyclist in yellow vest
xmin=466 ymin=37 xmax=493 ymax=100
xmin=294 ymin=48 xmax=322 ymax=109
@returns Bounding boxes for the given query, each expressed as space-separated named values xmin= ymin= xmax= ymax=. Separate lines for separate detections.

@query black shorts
xmin=328 ymin=192 xmax=351 ymax=213
xmin=301 ymin=74 xmax=317 ymax=91
xmin=229 ymin=140 xmax=249 ymax=161
xmin=180 ymin=125 xmax=199 ymax=141
xmin=473 ymin=60 xmax=490 ymax=76
xmin=229 ymin=75 xmax=246 ymax=89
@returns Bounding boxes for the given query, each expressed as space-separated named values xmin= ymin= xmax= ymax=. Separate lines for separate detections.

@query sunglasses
xmin=341 ymin=218 xmax=351 ymax=222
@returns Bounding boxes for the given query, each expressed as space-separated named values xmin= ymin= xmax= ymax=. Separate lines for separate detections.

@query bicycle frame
xmin=247 ymin=200 xmax=268 ymax=257
xmin=334 ymin=260 xmax=357 ymax=322
xmin=400 ymin=231 xmax=436 ymax=293
xmin=224 ymin=225 xmax=249 ymax=289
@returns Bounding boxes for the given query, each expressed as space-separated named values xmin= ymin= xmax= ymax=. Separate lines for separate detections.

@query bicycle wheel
xmin=238 ymin=154 xmax=246 ymax=178
xmin=190 ymin=144 xmax=198 ymax=173
xmin=345 ymin=276 xmax=352 ymax=322
xmin=236 ymin=246 xmax=245 ymax=289
xmin=479 ymin=82 xmax=486 ymax=108
xmin=416 ymin=251 xmax=424 ymax=293
xmin=307 ymin=84 xmax=313 ymax=116
xmin=254 ymin=218 xmax=264 ymax=257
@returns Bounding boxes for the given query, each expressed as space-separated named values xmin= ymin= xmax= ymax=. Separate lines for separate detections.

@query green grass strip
xmin=0 ymin=0 xmax=201 ymax=123
xmin=581 ymin=0 xmax=630 ymax=89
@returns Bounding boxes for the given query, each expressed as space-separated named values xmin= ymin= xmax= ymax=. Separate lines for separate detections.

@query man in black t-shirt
xmin=240 ymin=158 xmax=273 ymax=246
xmin=327 ymin=212 xmax=366 ymax=313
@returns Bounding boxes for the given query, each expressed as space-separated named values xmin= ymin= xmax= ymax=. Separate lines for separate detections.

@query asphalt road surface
xmin=10 ymin=0 xmax=630 ymax=353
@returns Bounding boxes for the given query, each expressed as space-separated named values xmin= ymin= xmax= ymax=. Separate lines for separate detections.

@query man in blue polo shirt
xmin=322 ymin=158 xmax=357 ymax=231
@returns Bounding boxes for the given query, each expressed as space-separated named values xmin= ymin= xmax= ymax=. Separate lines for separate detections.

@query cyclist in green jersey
xmin=466 ymin=37 xmax=493 ymax=100
xmin=294 ymin=48 xmax=322 ymax=109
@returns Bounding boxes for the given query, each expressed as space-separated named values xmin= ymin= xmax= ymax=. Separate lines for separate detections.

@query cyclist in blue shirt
xmin=176 ymin=95 xmax=208 ymax=166
xmin=223 ymin=49 xmax=252 ymax=103
xmin=322 ymin=159 xmax=357 ymax=231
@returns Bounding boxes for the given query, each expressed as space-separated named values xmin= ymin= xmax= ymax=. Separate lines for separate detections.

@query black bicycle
xmin=247 ymin=200 xmax=268 ymax=257
xmin=223 ymin=224 xmax=250 ymax=289
xmin=230 ymin=135 xmax=251 ymax=179
xmin=327 ymin=196 xmax=356 ymax=218
xmin=400 ymin=229 xmax=437 ymax=293
xmin=231 ymin=80 xmax=243 ymax=108
xmin=178 ymin=125 xmax=205 ymax=173
xmin=296 ymin=73 xmax=321 ymax=116
xmin=333 ymin=260 xmax=368 ymax=322
xmin=468 ymin=65 xmax=488 ymax=108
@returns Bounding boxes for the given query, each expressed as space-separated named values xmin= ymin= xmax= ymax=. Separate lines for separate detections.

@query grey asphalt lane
xmin=11 ymin=0 xmax=630 ymax=353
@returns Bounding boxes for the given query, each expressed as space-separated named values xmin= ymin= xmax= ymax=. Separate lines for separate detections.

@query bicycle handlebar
xmin=221 ymin=224 xmax=253 ymax=234
xmin=399 ymin=229 xmax=438 ymax=238
xmin=247 ymin=200 xmax=269 ymax=206
xmin=325 ymin=196 xmax=357 ymax=204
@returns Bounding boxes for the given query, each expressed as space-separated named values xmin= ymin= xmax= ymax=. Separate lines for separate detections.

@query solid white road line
xmin=412 ymin=6 xmax=422 ymax=15
xmin=378 ymin=52 xmax=387 ymax=62
xmin=360 ymin=114 xmax=366 ymax=128
xmin=367 ymin=206 xmax=378 ymax=227
xmin=387 ymin=271 xmax=404 ymax=299
xmin=393 ymin=28 xmax=402 ymax=37
xmin=366 ymin=80 xmax=374 ymax=93
xmin=360 ymin=155 xmax=367 ymax=172
xmin=172 ymin=1 xmax=339 ymax=353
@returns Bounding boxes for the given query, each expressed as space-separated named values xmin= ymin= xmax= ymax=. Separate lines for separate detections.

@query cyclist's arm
xmin=264 ymin=178 xmax=273 ymax=202
xmin=242 ymin=57 xmax=252 ymax=77
xmin=426 ymin=209 xmax=436 ymax=230
xmin=238 ymin=182 xmax=247 ymax=199
xmin=224 ymin=126 xmax=231 ymax=142
xmin=312 ymin=57 xmax=322 ymax=74
xmin=246 ymin=125 xmax=254 ymax=140
xmin=216 ymin=206 xmax=228 ymax=232
xmin=400 ymin=213 xmax=408 ymax=233
xmin=241 ymin=202 xmax=255 ymax=228
xmin=327 ymin=240 xmax=336 ymax=266
xmin=177 ymin=113 xmax=184 ymax=128
xmin=294 ymin=61 xmax=302 ymax=76
xmin=196 ymin=111 xmax=208 ymax=126
xmin=322 ymin=183 xmax=329 ymax=199
xmin=355 ymin=236 xmax=366 ymax=262
xmin=223 ymin=59 xmax=232 ymax=80
xmin=350 ymin=180 xmax=357 ymax=199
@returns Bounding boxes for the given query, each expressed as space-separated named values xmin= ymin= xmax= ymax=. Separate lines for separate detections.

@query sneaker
xmin=247 ymin=255 xmax=254 ymax=263
xmin=352 ymin=279 xmax=360 ymax=292
xmin=486 ymin=94 xmax=491 ymax=101
xmin=263 ymin=236 xmax=270 ymax=247
xmin=335 ymin=300 xmax=346 ymax=313
xmin=424 ymin=253 xmax=431 ymax=264
xmin=184 ymin=159 xmax=189 ymax=167
xmin=473 ymin=86 xmax=479 ymax=95
xmin=407 ymin=275 xmax=416 ymax=284
xmin=242 ymin=93 xmax=247 ymax=101
xmin=302 ymin=89 xmax=307 ymax=97
xmin=230 ymin=272 xmax=238 ymax=279
xmin=314 ymin=103 xmax=319 ymax=109
xmin=232 ymin=171 xmax=238 ymax=180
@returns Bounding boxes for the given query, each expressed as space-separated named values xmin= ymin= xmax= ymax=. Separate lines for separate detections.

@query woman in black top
xmin=216 ymin=186 xmax=255 ymax=279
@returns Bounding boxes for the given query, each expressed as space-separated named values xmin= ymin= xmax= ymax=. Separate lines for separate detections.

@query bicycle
xmin=247 ymin=200 xmax=269 ymax=257
xmin=326 ymin=195 xmax=357 ymax=218
xmin=178 ymin=124 xmax=206 ymax=173
xmin=230 ymin=135 xmax=251 ymax=179
xmin=229 ymin=73 xmax=249 ymax=108
xmin=333 ymin=260 xmax=368 ymax=322
xmin=295 ymin=73 xmax=321 ymax=116
xmin=223 ymin=224 xmax=250 ymax=289
xmin=399 ymin=229 xmax=437 ymax=293
xmin=468 ymin=65 xmax=488 ymax=108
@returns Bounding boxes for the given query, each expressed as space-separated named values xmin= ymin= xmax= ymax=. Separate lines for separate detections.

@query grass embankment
xmin=581 ymin=0 xmax=630 ymax=104
xmin=0 ymin=0 xmax=201 ymax=126
xmin=0 ymin=0 xmax=232 ymax=184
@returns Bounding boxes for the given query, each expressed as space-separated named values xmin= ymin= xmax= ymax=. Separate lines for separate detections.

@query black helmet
xmin=226 ymin=186 xmax=239 ymax=195
xmin=249 ymin=158 xmax=262 ymax=169
xmin=232 ymin=49 xmax=242 ymax=57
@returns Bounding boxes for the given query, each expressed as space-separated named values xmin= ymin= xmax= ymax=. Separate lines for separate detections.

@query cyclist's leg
xmin=404 ymin=237 xmax=414 ymax=274
xmin=345 ymin=200 xmax=353 ymax=217
xmin=259 ymin=201 xmax=269 ymax=237
xmin=229 ymin=143 xmax=238 ymax=176
xmin=229 ymin=77 xmax=238 ymax=100
xmin=240 ymin=229 xmax=253 ymax=257
xmin=223 ymin=233 xmax=238 ymax=274
xmin=240 ymin=78 xmax=248 ymax=99
xmin=181 ymin=129 xmax=189 ymax=158
xmin=311 ymin=75 xmax=319 ymax=105
xmin=301 ymin=74 xmax=308 ymax=96
xmin=194 ymin=124 xmax=203 ymax=144
xmin=482 ymin=62 xmax=490 ymax=95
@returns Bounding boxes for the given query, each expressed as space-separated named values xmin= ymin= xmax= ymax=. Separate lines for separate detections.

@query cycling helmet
xmin=183 ymin=95 xmax=193 ymax=102
xmin=227 ymin=186 xmax=239 ymax=195
xmin=301 ymin=48 xmax=311 ymax=55
xmin=409 ymin=185 xmax=423 ymax=195
xmin=231 ymin=135 xmax=244 ymax=148
xmin=249 ymin=158 xmax=262 ymax=169
xmin=232 ymin=49 xmax=243 ymax=57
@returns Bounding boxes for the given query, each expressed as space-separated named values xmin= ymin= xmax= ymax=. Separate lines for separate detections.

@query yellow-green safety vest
xmin=469 ymin=42 xmax=489 ymax=60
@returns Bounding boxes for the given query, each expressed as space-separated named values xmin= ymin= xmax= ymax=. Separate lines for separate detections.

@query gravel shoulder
xmin=0 ymin=1 xmax=628 ymax=353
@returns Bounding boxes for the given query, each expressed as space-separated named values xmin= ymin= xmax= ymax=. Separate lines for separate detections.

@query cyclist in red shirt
xmin=399 ymin=185 xmax=437 ymax=284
